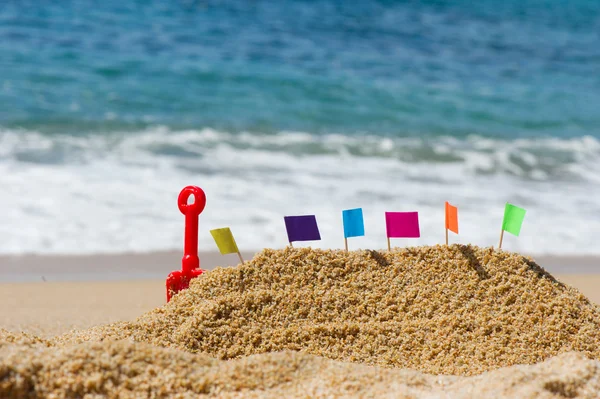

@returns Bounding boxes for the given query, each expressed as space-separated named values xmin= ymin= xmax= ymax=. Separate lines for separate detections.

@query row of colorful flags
xmin=209 ymin=202 xmax=527 ymax=262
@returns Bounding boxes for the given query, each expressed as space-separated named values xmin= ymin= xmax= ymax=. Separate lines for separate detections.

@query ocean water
xmin=1 ymin=0 xmax=599 ymax=256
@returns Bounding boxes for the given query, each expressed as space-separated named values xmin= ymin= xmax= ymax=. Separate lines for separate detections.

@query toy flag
xmin=445 ymin=202 xmax=458 ymax=244
xmin=284 ymin=215 xmax=321 ymax=246
xmin=385 ymin=211 xmax=420 ymax=251
xmin=498 ymin=203 xmax=526 ymax=249
xmin=210 ymin=227 xmax=244 ymax=264
xmin=342 ymin=208 xmax=365 ymax=251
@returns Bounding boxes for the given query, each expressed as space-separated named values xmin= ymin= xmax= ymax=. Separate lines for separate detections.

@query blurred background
xmin=0 ymin=0 xmax=599 ymax=255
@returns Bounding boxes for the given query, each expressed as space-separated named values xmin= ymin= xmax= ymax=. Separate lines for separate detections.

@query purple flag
xmin=385 ymin=212 xmax=420 ymax=238
xmin=284 ymin=215 xmax=321 ymax=243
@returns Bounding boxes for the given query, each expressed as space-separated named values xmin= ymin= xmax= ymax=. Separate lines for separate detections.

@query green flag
xmin=502 ymin=203 xmax=526 ymax=236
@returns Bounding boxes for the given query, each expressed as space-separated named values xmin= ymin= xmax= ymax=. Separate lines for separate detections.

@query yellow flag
xmin=210 ymin=227 xmax=239 ymax=255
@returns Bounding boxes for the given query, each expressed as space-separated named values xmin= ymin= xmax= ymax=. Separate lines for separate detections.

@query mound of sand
xmin=55 ymin=245 xmax=600 ymax=376
xmin=1 ymin=340 xmax=599 ymax=398
xmin=0 ymin=329 xmax=48 ymax=348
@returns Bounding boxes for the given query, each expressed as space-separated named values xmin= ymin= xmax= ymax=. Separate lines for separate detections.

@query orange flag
xmin=445 ymin=202 xmax=458 ymax=245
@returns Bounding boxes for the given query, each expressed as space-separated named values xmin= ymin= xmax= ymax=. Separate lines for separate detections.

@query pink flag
xmin=385 ymin=212 xmax=420 ymax=238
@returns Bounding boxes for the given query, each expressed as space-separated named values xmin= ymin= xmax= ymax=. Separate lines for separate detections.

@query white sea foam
xmin=0 ymin=127 xmax=599 ymax=256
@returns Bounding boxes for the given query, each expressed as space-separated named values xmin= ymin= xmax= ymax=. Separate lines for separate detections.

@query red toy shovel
xmin=166 ymin=185 xmax=207 ymax=302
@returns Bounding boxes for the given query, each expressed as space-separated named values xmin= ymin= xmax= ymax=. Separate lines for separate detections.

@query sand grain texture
xmin=2 ymin=245 xmax=600 ymax=398
xmin=1 ymin=341 xmax=599 ymax=398
xmin=58 ymin=245 xmax=600 ymax=375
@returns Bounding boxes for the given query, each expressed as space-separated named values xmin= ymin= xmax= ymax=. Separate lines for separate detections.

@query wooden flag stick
xmin=289 ymin=241 xmax=294 ymax=248
xmin=498 ymin=229 xmax=504 ymax=249
xmin=344 ymin=237 xmax=348 ymax=252
xmin=387 ymin=237 xmax=391 ymax=252
xmin=237 ymin=251 xmax=245 ymax=264
xmin=444 ymin=203 xmax=448 ymax=245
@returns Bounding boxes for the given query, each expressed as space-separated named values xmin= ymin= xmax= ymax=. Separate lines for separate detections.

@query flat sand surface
xmin=0 ymin=250 xmax=253 ymax=282
xmin=0 ymin=280 xmax=164 ymax=337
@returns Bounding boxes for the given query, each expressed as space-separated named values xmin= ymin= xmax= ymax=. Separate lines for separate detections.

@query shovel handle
xmin=178 ymin=186 xmax=206 ymax=273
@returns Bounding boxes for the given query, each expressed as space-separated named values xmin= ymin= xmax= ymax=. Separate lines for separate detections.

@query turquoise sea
xmin=1 ymin=0 xmax=599 ymax=255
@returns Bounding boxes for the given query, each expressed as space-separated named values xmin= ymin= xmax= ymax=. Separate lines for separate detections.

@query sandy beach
xmin=2 ymin=274 xmax=600 ymax=338
xmin=2 ymin=247 xmax=600 ymax=398
xmin=0 ymin=250 xmax=249 ymax=336
xmin=1 ymin=250 xmax=599 ymax=337
xmin=2 ymin=249 xmax=598 ymax=281
xmin=2 ymin=0 xmax=599 ymax=397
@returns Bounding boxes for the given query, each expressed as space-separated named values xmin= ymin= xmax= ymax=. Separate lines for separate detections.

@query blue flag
xmin=342 ymin=208 xmax=365 ymax=238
